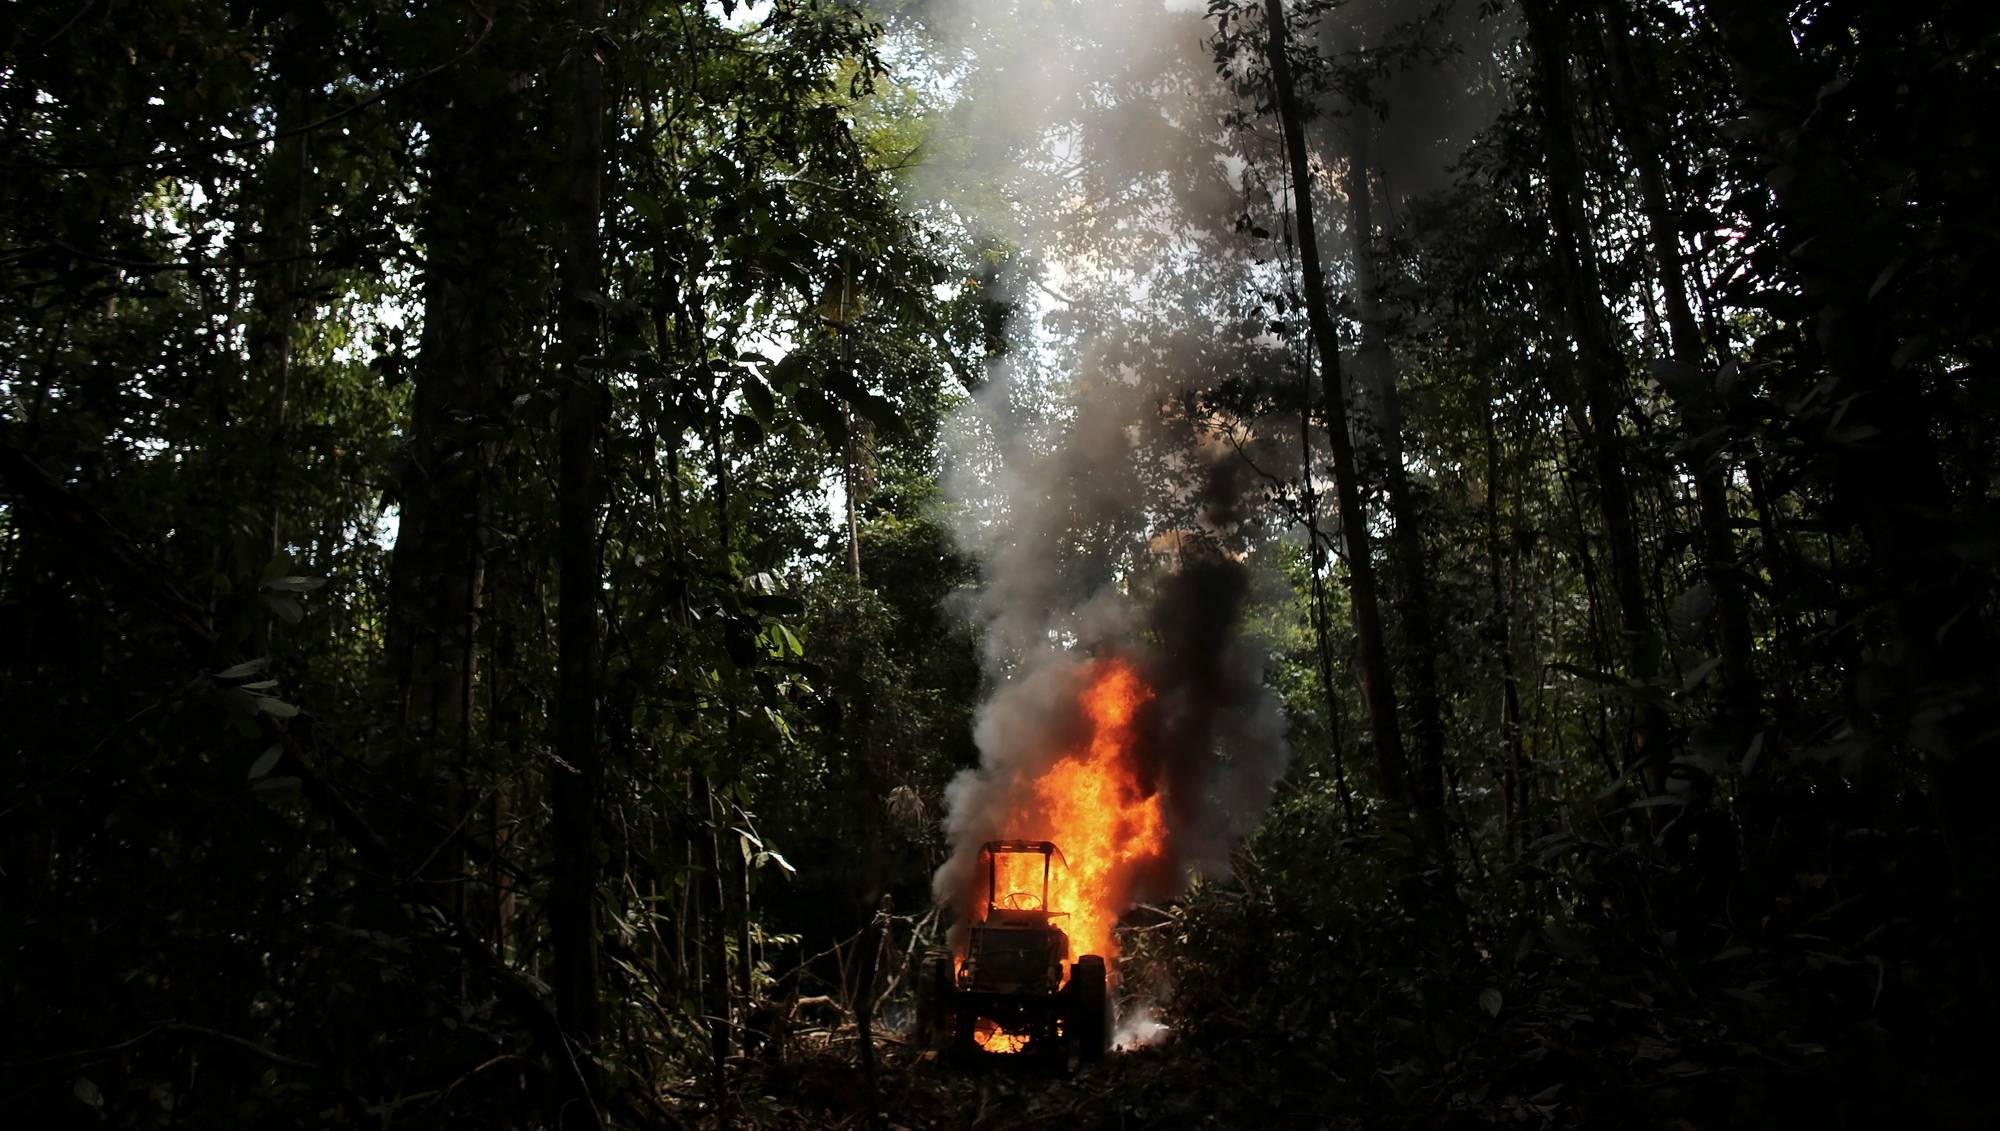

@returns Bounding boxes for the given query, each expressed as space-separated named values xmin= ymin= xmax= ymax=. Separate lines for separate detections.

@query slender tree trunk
xmin=1263 ymin=0 xmax=1430 ymax=858
xmin=1522 ymin=0 xmax=1664 ymax=786
xmin=834 ymin=268 xmax=890 ymax=1099
xmin=1298 ymin=380 xmax=1356 ymax=831
xmin=703 ymin=386 xmax=737 ymax=1110
xmin=700 ymin=774 xmax=731 ymax=1106
xmin=387 ymin=7 xmax=534 ymax=909
xmin=1343 ymin=119 xmax=1451 ymax=849
xmin=246 ymin=2 xmax=331 ymax=567
xmin=1600 ymin=0 xmax=1758 ymax=746
xmin=1483 ymin=407 xmax=1528 ymax=853
xmin=551 ymin=0 xmax=606 ymax=1079
xmin=854 ymin=898 xmax=887 ymax=1131
xmin=840 ymin=269 xmax=866 ymax=583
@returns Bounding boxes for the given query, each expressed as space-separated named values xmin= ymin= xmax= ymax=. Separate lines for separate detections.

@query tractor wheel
xmin=950 ymin=998 xmax=978 ymax=1064
xmin=919 ymin=951 xmax=955 ymax=1050
xmin=1069 ymin=954 xmax=1110 ymax=1064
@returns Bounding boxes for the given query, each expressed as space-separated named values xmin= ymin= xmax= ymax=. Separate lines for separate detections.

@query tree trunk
xmin=700 ymin=774 xmax=732 ymax=1102
xmin=1599 ymin=0 xmax=1758 ymax=747
xmin=552 ymin=0 xmax=606 ymax=1071
xmin=1342 ymin=118 xmax=1451 ymax=852
xmin=1522 ymin=0 xmax=1664 ymax=785
xmin=1262 ymin=0 xmax=1426 ymax=848
xmin=1483 ymin=408 xmax=1528 ymax=853
xmin=387 ymin=7 xmax=538 ymax=921
xmin=246 ymin=2 xmax=332 ymax=567
xmin=1298 ymin=382 xmax=1356 ymax=831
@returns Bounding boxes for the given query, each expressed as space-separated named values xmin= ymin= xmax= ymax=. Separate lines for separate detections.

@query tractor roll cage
xmin=978 ymin=839 xmax=1069 ymax=917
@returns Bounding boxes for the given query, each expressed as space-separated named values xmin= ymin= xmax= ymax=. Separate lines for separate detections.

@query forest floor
xmin=711 ymin=1030 xmax=1368 ymax=1131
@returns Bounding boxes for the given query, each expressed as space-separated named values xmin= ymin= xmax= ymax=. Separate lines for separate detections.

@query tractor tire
xmin=919 ymin=951 xmax=955 ymax=1050
xmin=950 ymin=997 xmax=979 ymax=1064
xmin=1069 ymin=954 xmax=1110 ymax=1064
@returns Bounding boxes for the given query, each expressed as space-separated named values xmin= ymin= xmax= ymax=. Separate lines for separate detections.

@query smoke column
xmin=900 ymin=0 xmax=1295 ymax=942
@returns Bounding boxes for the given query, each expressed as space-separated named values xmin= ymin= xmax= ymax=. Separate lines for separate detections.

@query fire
xmin=989 ymin=657 xmax=1166 ymax=962
xmin=972 ymin=1018 xmax=1032 ymax=1054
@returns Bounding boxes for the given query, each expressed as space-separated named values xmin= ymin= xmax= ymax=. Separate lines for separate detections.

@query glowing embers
xmin=971 ymin=1017 xmax=1033 ymax=1054
xmin=992 ymin=657 xmax=1166 ymax=965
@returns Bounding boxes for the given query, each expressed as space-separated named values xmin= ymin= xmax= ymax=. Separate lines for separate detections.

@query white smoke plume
xmin=894 ymin=0 xmax=1296 ymax=933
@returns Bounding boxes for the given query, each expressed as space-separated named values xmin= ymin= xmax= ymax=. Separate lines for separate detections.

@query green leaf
xmin=848 ymin=389 xmax=903 ymax=434
xmin=248 ymin=744 xmax=283 ymax=779
xmin=263 ymin=594 xmax=305 ymax=624
xmin=769 ymin=349 xmax=809 ymax=391
xmin=775 ymin=623 xmax=803 ymax=656
xmin=793 ymin=385 xmax=848 ymax=446
xmin=259 ymin=551 xmax=295 ymax=586
xmin=213 ymin=686 xmax=264 ymax=717
xmin=261 ymin=575 xmax=327 ymax=593
xmin=1478 ymin=987 xmax=1502 ymax=1018
xmin=743 ymin=374 xmax=776 ymax=424
xmin=257 ymin=697 xmax=300 ymax=719
xmin=1741 ymin=731 xmax=1766 ymax=776
xmin=217 ymin=657 xmax=272 ymax=680
xmin=73 ymin=1078 xmax=103 ymax=1109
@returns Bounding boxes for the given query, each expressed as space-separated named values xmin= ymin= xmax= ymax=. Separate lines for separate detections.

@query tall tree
xmin=1597 ymin=0 xmax=1758 ymax=749
xmin=1261 ymin=0 xmax=1432 ymax=861
xmin=1521 ymin=0 xmax=1665 ymax=787
xmin=1340 ymin=112 xmax=1451 ymax=847
xmin=552 ymin=0 xmax=608 ymax=1077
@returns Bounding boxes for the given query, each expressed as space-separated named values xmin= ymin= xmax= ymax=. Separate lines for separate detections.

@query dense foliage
xmin=3 ymin=0 xmax=1994 ymax=1127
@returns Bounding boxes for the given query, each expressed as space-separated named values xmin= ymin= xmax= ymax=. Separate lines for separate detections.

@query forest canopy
xmin=3 ymin=0 xmax=1996 ymax=1127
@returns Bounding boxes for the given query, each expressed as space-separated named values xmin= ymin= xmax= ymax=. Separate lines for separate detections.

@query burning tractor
xmin=920 ymin=840 xmax=1111 ymax=1066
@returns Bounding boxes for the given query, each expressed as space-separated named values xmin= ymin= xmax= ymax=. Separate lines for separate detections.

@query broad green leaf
xmin=259 ymin=551 xmax=294 ymax=585
xmin=742 ymin=374 xmax=776 ymax=423
xmin=262 ymin=575 xmax=327 ymax=593
xmin=1741 ymin=732 xmax=1766 ymax=776
xmin=248 ymin=744 xmax=283 ymax=779
xmin=217 ymin=657 xmax=271 ymax=680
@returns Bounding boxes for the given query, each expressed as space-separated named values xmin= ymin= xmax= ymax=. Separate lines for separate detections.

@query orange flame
xmin=990 ymin=657 xmax=1166 ymax=963
xmin=972 ymin=1017 xmax=1032 ymax=1054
